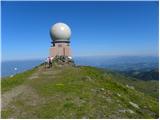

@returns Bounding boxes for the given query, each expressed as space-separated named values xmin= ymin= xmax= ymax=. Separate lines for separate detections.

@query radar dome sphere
xmin=50 ymin=23 xmax=71 ymax=41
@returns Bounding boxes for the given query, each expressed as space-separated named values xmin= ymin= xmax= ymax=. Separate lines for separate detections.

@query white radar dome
xmin=50 ymin=22 xmax=71 ymax=41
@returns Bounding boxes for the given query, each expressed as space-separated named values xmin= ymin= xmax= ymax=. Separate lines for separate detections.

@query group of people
xmin=44 ymin=56 xmax=73 ymax=68
xmin=44 ymin=56 xmax=53 ymax=68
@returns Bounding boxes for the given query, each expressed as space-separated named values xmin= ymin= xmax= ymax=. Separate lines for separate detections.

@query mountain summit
xmin=1 ymin=61 xmax=158 ymax=119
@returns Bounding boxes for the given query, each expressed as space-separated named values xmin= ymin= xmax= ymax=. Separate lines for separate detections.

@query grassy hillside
xmin=1 ymin=64 xmax=159 ymax=119
xmin=103 ymin=70 xmax=159 ymax=99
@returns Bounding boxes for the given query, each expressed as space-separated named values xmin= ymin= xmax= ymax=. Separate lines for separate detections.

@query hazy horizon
xmin=2 ymin=55 xmax=159 ymax=62
xmin=2 ymin=55 xmax=158 ymax=77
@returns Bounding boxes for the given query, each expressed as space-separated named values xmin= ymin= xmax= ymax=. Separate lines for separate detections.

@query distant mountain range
xmin=74 ymin=56 xmax=159 ymax=80
xmin=120 ymin=69 xmax=159 ymax=81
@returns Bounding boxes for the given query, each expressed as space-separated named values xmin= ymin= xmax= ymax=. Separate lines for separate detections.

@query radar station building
xmin=49 ymin=23 xmax=72 ymax=58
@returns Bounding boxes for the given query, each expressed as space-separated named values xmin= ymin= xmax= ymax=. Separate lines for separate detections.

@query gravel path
xmin=1 ymin=66 xmax=42 ymax=109
xmin=1 ymin=85 xmax=29 ymax=109
xmin=1 ymin=65 xmax=62 ymax=110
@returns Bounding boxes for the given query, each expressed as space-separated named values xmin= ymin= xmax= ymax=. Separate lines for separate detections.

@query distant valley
xmin=74 ymin=56 xmax=159 ymax=81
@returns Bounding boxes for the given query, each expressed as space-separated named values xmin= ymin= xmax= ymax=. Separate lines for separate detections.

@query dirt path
xmin=2 ymin=66 xmax=43 ymax=109
xmin=2 ymin=65 xmax=62 ymax=110
xmin=1 ymin=85 xmax=29 ymax=109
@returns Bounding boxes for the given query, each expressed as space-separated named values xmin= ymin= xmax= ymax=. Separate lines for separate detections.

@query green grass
xmin=103 ymin=70 xmax=159 ymax=99
xmin=1 ymin=65 xmax=159 ymax=119
xmin=1 ymin=67 xmax=36 ymax=92
xmin=1 ymin=109 xmax=13 ymax=118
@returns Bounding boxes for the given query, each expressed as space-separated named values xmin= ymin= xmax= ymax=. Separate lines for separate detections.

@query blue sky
xmin=2 ymin=1 xmax=159 ymax=60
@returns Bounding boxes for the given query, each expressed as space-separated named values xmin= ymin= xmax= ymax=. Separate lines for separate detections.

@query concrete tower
xmin=49 ymin=22 xmax=72 ymax=58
